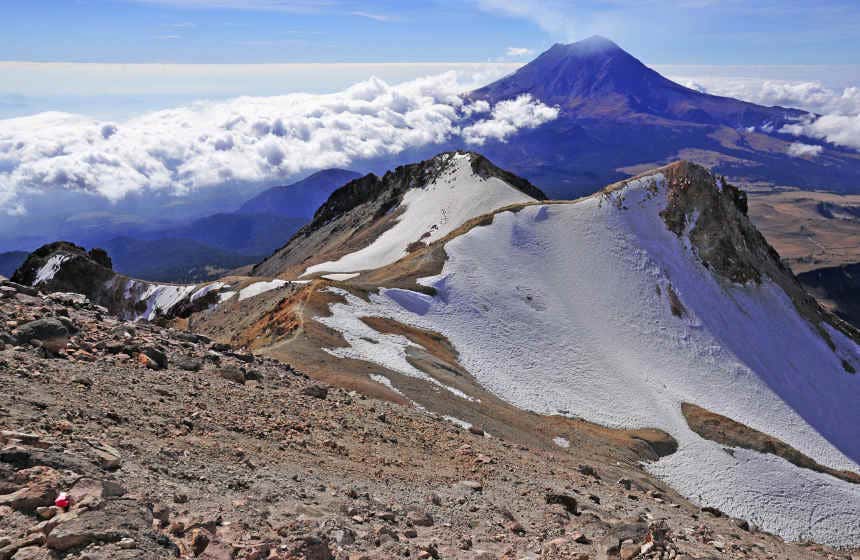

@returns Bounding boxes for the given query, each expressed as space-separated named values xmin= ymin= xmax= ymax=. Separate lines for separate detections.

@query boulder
xmin=175 ymin=357 xmax=202 ymax=372
xmin=45 ymin=499 xmax=150 ymax=551
xmin=599 ymin=521 xmax=648 ymax=560
xmin=12 ymin=319 xmax=69 ymax=350
xmin=302 ymin=385 xmax=329 ymax=400
xmin=10 ymin=545 xmax=53 ymax=560
xmin=455 ymin=480 xmax=483 ymax=494
xmin=406 ymin=509 xmax=434 ymax=527
xmin=139 ymin=346 xmax=167 ymax=370
xmin=545 ymin=492 xmax=578 ymax=515
xmin=217 ymin=366 xmax=245 ymax=384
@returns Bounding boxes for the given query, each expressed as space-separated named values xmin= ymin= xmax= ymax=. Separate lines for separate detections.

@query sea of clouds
xmin=4 ymin=68 xmax=860 ymax=217
xmin=0 ymin=72 xmax=558 ymax=216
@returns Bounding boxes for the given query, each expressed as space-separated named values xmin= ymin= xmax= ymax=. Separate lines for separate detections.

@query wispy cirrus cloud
xmin=350 ymin=10 xmax=397 ymax=22
xmin=474 ymin=0 xmax=576 ymax=37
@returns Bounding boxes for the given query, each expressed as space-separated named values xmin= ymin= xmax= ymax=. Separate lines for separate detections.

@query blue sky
xmin=3 ymin=0 xmax=860 ymax=65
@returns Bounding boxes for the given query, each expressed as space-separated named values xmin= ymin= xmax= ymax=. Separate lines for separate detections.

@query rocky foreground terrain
xmin=1 ymin=279 xmax=859 ymax=560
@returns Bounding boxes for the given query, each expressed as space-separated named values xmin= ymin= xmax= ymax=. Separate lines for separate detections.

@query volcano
xmin=466 ymin=36 xmax=860 ymax=198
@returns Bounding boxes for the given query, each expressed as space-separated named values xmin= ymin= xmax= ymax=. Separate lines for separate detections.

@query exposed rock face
xmin=9 ymin=243 xmax=226 ymax=322
xmin=11 ymin=242 xmax=115 ymax=301
xmin=647 ymin=162 xmax=859 ymax=345
xmin=660 ymin=163 xmax=760 ymax=284
xmin=799 ymin=262 xmax=860 ymax=332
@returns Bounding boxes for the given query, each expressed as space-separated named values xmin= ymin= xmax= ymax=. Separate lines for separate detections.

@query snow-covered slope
xmin=315 ymin=166 xmax=860 ymax=546
xmin=252 ymin=152 xmax=545 ymax=279
xmin=302 ymin=153 xmax=538 ymax=277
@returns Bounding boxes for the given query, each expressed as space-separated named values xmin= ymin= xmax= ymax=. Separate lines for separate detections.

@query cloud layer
xmin=674 ymin=76 xmax=860 ymax=152
xmin=0 ymin=73 xmax=557 ymax=215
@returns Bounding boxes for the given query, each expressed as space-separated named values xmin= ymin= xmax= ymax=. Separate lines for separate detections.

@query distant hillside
xmin=101 ymin=237 xmax=260 ymax=283
xmin=799 ymin=262 xmax=860 ymax=331
xmin=159 ymin=213 xmax=308 ymax=257
xmin=238 ymin=168 xmax=361 ymax=217
xmin=0 ymin=251 xmax=28 ymax=277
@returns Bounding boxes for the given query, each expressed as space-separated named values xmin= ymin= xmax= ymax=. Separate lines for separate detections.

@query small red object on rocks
xmin=55 ymin=492 xmax=70 ymax=509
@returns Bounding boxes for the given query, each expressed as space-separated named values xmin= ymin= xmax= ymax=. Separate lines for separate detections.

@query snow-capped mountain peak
xmin=252 ymin=151 xmax=546 ymax=279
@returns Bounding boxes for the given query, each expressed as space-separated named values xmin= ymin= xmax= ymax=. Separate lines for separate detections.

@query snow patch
xmin=553 ymin=436 xmax=570 ymax=449
xmin=238 ymin=279 xmax=288 ymax=301
xmin=34 ymin=254 xmax=70 ymax=285
xmin=135 ymin=283 xmax=199 ymax=321
xmin=317 ymin=287 xmax=476 ymax=402
xmin=322 ymin=272 xmax=360 ymax=281
xmin=442 ymin=415 xmax=473 ymax=430
xmin=190 ymin=281 xmax=225 ymax=302
xmin=217 ymin=290 xmax=237 ymax=303
xmin=369 ymin=373 xmax=404 ymax=396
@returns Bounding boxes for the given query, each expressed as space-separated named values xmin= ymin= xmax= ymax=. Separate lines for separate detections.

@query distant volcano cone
xmin=472 ymin=35 xmax=800 ymax=123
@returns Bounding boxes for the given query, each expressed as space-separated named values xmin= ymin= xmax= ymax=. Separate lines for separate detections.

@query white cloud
xmin=672 ymin=75 xmax=860 ymax=153
xmin=0 ymin=74 xmax=558 ymax=214
xmin=463 ymin=94 xmax=559 ymax=145
xmin=781 ymin=114 xmax=860 ymax=151
xmin=506 ymin=47 xmax=534 ymax=57
xmin=786 ymin=142 xmax=823 ymax=158
xmin=673 ymin=77 xmax=860 ymax=116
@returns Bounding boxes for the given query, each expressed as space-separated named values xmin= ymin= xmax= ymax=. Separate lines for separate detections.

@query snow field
xmin=315 ymin=173 xmax=860 ymax=545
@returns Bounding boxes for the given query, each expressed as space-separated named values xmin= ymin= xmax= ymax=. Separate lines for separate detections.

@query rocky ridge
xmin=251 ymin=152 xmax=546 ymax=279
